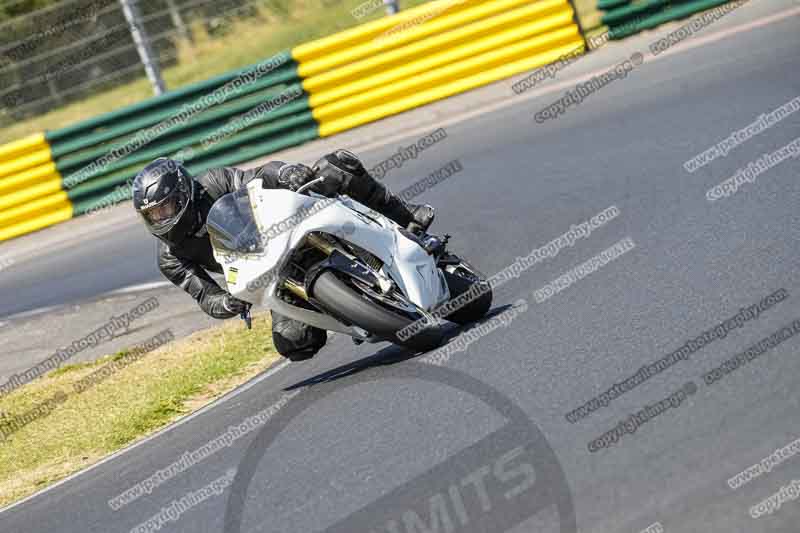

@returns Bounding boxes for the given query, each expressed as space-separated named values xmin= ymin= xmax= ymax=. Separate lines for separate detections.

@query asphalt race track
xmin=1 ymin=3 xmax=800 ymax=532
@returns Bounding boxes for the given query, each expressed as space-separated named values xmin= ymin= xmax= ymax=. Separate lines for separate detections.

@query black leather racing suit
xmin=157 ymin=160 xmax=418 ymax=361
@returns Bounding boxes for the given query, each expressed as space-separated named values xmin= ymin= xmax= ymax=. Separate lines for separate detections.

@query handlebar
xmin=295 ymin=177 xmax=327 ymax=195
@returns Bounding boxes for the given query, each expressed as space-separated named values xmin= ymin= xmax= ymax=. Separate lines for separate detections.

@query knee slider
xmin=272 ymin=318 xmax=327 ymax=360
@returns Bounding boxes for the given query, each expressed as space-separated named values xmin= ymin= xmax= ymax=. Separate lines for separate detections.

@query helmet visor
xmin=138 ymin=178 xmax=191 ymax=236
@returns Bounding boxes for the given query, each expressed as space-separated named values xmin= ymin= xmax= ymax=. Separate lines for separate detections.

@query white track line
xmin=105 ymin=280 xmax=173 ymax=295
xmin=1 ymin=304 xmax=63 ymax=322
xmin=2 ymin=4 xmax=798 ymax=515
xmin=0 ymin=281 xmax=173 ymax=324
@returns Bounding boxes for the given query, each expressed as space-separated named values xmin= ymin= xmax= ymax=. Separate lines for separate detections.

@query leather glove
xmin=276 ymin=163 xmax=316 ymax=191
xmin=311 ymin=150 xmax=366 ymax=196
xmin=222 ymin=294 xmax=251 ymax=315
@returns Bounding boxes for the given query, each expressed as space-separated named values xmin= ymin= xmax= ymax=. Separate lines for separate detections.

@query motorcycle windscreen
xmin=207 ymin=188 xmax=265 ymax=255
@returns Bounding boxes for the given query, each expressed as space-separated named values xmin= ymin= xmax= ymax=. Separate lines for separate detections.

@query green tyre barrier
xmin=609 ymin=0 xmax=741 ymax=39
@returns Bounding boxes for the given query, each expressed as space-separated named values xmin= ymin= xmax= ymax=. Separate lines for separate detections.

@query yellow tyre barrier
xmin=296 ymin=0 xmax=537 ymax=77
xmin=310 ymin=11 xmax=576 ymax=110
xmin=0 ymin=175 xmax=64 ymax=212
xmin=318 ymin=36 xmax=583 ymax=136
xmin=304 ymin=0 xmax=571 ymax=98
xmin=293 ymin=0 xmax=476 ymax=61
xmin=0 ymin=146 xmax=54 ymax=180
xmin=295 ymin=0 xmax=584 ymax=137
xmin=0 ymin=191 xmax=70 ymax=229
xmin=0 ymin=163 xmax=61 ymax=196
xmin=0 ymin=133 xmax=48 ymax=163
xmin=0 ymin=202 xmax=73 ymax=242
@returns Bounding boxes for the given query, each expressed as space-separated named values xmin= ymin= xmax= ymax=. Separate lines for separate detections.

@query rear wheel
xmin=441 ymin=264 xmax=493 ymax=325
xmin=310 ymin=270 xmax=444 ymax=352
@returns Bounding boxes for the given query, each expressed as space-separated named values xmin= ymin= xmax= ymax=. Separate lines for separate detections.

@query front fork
xmin=282 ymin=233 xmax=353 ymax=303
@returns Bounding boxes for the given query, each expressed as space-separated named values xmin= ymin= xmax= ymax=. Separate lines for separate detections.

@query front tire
xmin=311 ymin=271 xmax=444 ymax=352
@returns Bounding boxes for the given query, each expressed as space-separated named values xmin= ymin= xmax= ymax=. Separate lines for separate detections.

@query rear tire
xmin=441 ymin=270 xmax=493 ymax=325
xmin=310 ymin=270 xmax=444 ymax=352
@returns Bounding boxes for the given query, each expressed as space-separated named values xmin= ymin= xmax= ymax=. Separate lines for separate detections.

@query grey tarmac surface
xmin=1 ymin=1 xmax=800 ymax=532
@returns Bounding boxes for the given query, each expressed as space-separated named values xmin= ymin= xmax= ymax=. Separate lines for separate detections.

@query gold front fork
xmin=283 ymin=279 xmax=308 ymax=301
xmin=281 ymin=233 xmax=338 ymax=301
xmin=305 ymin=233 xmax=336 ymax=255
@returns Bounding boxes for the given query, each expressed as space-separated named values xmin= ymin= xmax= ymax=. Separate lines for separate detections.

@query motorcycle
xmin=206 ymin=177 xmax=492 ymax=351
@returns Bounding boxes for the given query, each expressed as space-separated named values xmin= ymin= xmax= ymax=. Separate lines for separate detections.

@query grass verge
xmin=0 ymin=313 xmax=280 ymax=509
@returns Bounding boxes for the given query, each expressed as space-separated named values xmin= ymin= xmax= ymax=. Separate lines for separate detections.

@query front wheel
xmin=310 ymin=271 xmax=444 ymax=352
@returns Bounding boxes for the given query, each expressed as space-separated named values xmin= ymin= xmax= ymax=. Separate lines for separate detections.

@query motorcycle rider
xmin=132 ymin=150 xmax=435 ymax=361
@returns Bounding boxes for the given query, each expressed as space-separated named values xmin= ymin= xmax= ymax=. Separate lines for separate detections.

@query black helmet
xmin=132 ymin=158 xmax=196 ymax=243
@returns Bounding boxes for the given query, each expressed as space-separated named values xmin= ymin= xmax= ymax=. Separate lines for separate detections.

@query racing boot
xmin=382 ymin=194 xmax=435 ymax=234
xmin=313 ymin=149 xmax=435 ymax=233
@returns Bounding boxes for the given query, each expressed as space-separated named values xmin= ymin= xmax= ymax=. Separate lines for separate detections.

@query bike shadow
xmin=283 ymin=303 xmax=514 ymax=391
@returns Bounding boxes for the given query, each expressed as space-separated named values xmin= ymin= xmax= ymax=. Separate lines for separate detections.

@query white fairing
xmin=211 ymin=180 xmax=449 ymax=336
